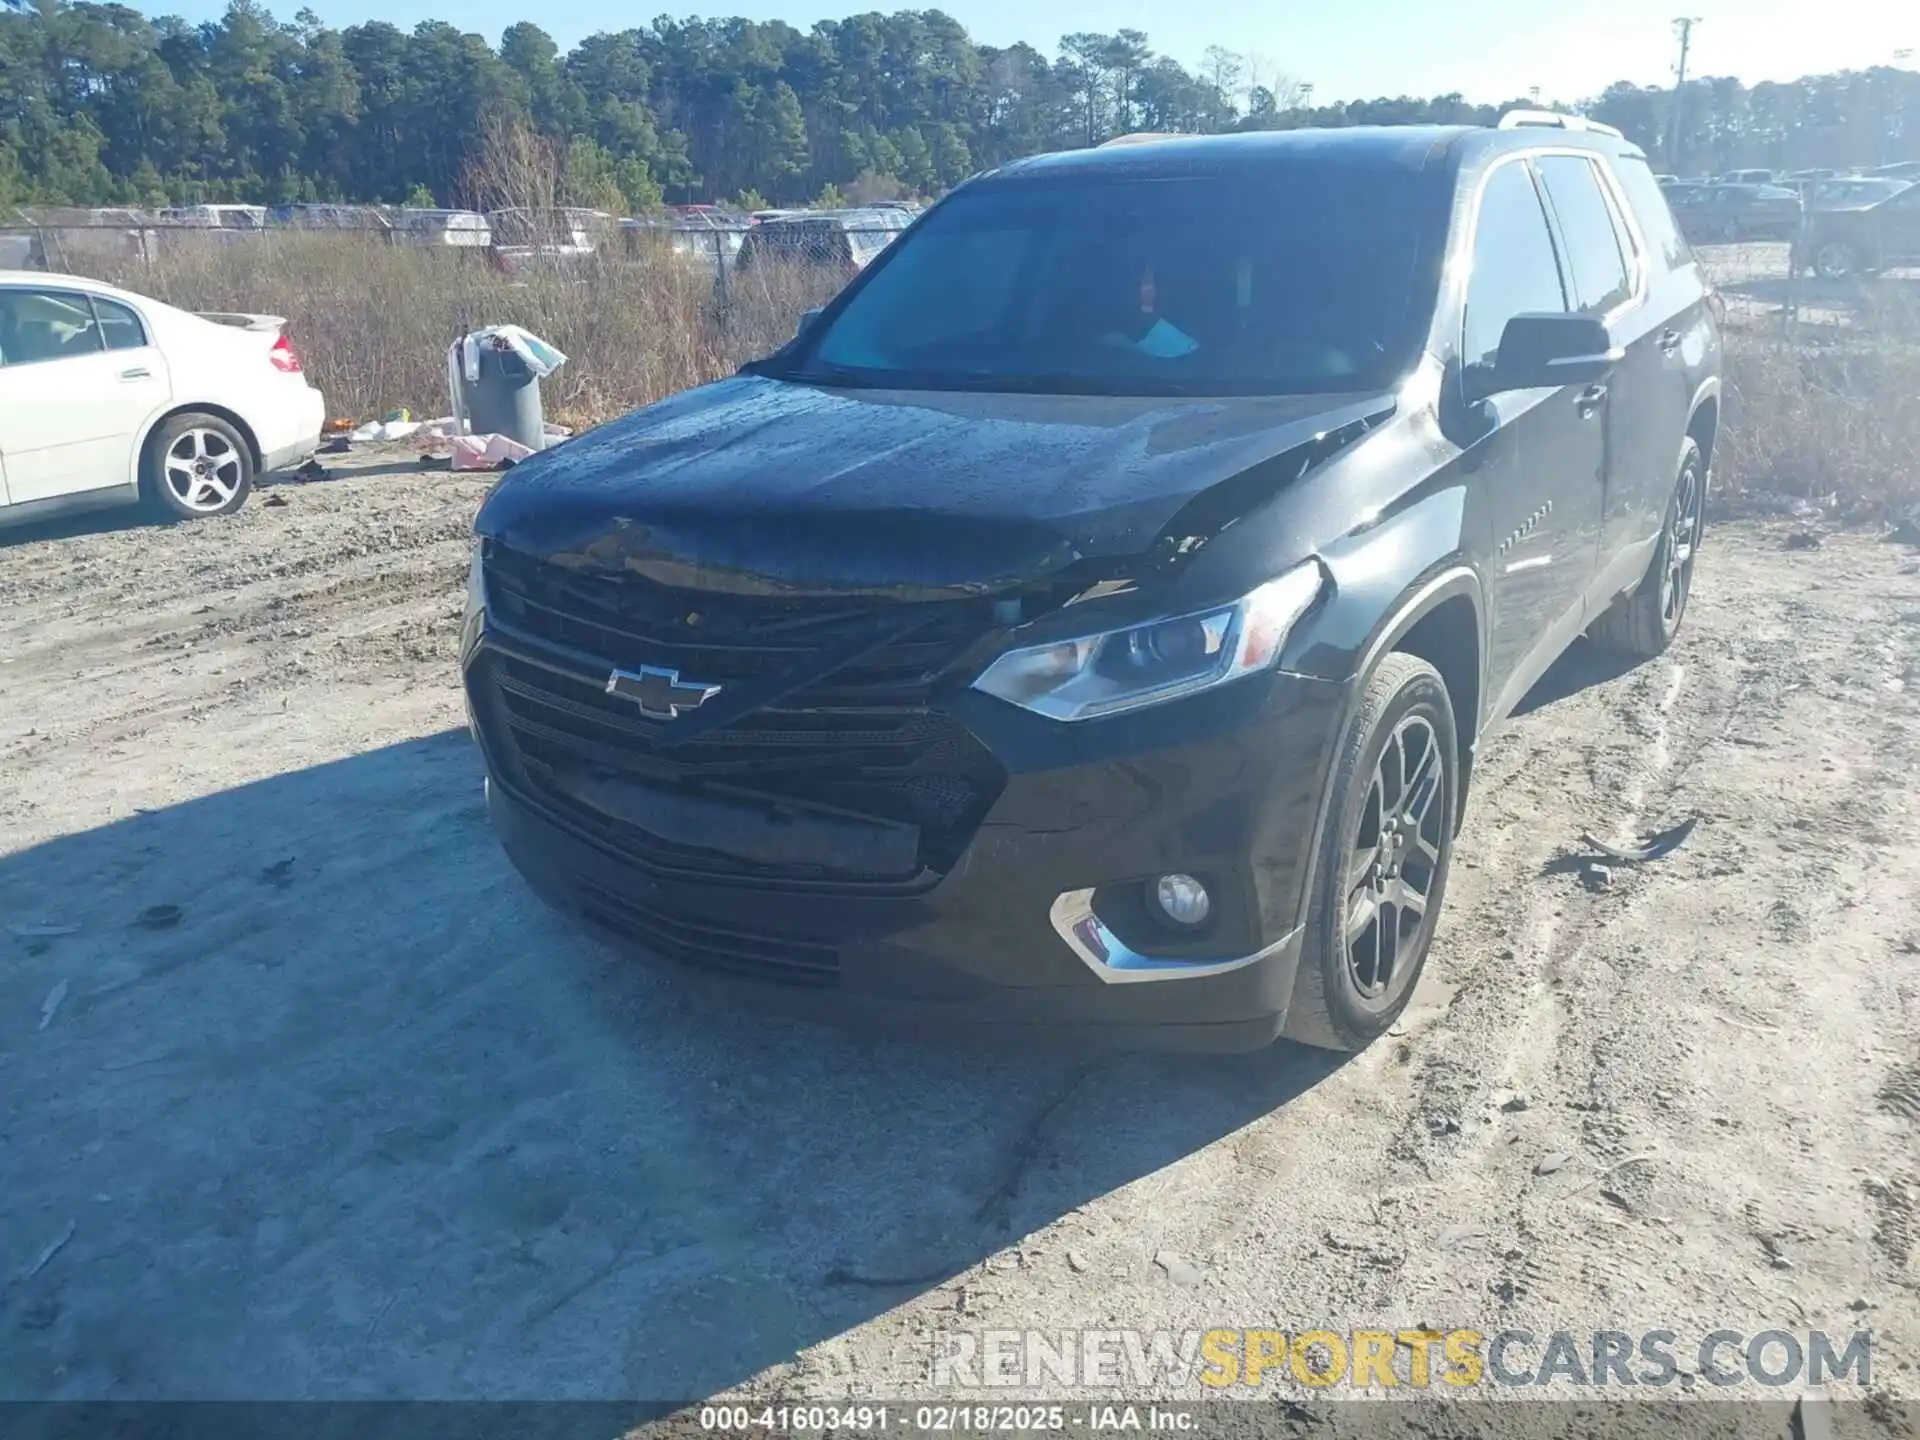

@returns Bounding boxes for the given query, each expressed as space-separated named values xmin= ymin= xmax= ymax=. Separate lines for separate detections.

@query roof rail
xmin=1497 ymin=109 xmax=1624 ymax=140
xmin=1098 ymin=132 xmax=1185 ymax=148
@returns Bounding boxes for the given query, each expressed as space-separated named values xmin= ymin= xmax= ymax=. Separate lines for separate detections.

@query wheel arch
xmin=1354 ymin=568 xmax=1485 ymax=827
xmin=132 ymin=403 xmax=264 ymax=489
xmin=1685 ymin=377 xmax=1720 ymax=475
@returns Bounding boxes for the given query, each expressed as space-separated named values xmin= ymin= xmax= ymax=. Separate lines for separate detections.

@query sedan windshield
xmin=779 ymin=163 xmax=1440 ymax=397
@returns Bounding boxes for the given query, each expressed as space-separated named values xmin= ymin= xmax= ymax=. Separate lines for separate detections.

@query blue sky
xmin=167 ymin=0 xmax=1911 ymax=103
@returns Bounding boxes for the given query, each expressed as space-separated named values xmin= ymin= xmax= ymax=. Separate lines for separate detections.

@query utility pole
xmin=1669 ymin=17 xmax=1700 ymax=174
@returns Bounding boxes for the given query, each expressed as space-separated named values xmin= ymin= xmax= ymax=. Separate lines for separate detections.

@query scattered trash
xmin=262 ymin=493 xmax=290 ymax=508
xmin=1534 ymin=1153 xmax=1571 ymax=1176
xmin=381 ymin=407 xmax=412 ymax=424
xmin=1784 ymin=530 xmax=1823 ymax=551
xmin=319 ymin=436 xmax=351 ymax=455
xmin=293 ymin=459 xmax=331 ymax=483
xmin=350 ymin=419 xmax=420 ymax=444
xmin=1426 ymin=1113 xmax=1461 ymax=1137
xmin=1494 ymin=1089 xmax=1531 ymax=1113
xmin=37 ymin=980 xmax=69 ymax=1031
xmin=453 ymin=326 xmax=567 ymax=386
xmin=452 ymin=433 xmax=534 ymax=471
xmin=136 ymin=904 xmax=182 ymax=931
xmin=1581 ymin=861 xmax=1613 ymax=891
xmin=324 ymin=417 xmax=355 ymax=433
xmin=1153 ymin=1250 xmax=1203 ymax=1288
xmin=260 ymin=858 xmax=296 ymax=889
xmin=8 ymin=920 xmax=79 ymax=940
xmin=1066 ymin=1248 xmax=1090 ymax=1273
xmin=1769 ymin=1253 xmax=1794 ymax=1270
xmin=1578 ymin=815 xmax=1700 ymax=864
xmin=22 ymin=1220 xmax=75 ymax=1278
xmin=418 ymin=454 xmax=450 ymax=472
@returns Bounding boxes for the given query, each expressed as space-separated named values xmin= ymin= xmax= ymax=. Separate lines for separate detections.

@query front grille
xmin=575 ymin=880 xmax=839 ymax=988
xmin=475 ymin=543 xmax=1008 ymax=886
xmin=484 ymin=542 xmax=994 ymax=705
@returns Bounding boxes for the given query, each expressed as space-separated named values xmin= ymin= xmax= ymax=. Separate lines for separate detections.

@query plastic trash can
xmin=463 ymin=342 xmax=546 ymax=453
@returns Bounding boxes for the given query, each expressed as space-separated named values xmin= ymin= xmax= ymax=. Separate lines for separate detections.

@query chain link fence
xmin=1691 ymin=236 xmax=1919 ymax=521
xmin=5 ymin=203 xmax=1911 ymax=517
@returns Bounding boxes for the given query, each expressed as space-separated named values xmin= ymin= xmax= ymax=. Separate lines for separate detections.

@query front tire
xmin=1588 ymin=437 xmax=1705 ymax=659
xmin=1283 ymin=652 xmax=1458 ymax=1052
xmin=143 ymin=413 xmax=254 ymax=521
xmin=1812 ymin=240 xmax=1863 ymax=280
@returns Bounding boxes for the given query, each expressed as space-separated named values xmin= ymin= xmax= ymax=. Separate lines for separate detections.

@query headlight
xmin=971 ymin=562 xmax=1324 ymax=721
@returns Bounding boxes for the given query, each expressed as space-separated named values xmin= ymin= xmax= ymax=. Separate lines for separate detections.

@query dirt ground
xmin=3 ymin=448 xmax=1920 ymax=1420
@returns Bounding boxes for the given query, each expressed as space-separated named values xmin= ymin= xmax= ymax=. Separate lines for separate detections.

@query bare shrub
xmin=77 ymin=232 xmax=824 ymax=428
xmin=1720 ymin=334 xmax=1920 ymax=520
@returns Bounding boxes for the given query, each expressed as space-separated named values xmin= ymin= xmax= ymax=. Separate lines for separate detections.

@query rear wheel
xmin=1588 ymin=437 xmax=1704 ymax=659
xmin=1283 ymin=653 xmax=1458 ymax=1052
xmin=143 ymin=412 xmax=254 ymax=521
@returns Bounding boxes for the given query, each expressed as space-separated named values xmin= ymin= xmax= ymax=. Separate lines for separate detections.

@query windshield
xmin=779 ymin=164 xmax=1441 ymax=396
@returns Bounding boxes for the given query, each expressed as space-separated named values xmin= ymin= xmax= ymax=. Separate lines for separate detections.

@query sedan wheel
xmin=143 ymin=411 xmax=254 ymax=521
xmin=164 ymin=428 xmax=246 ymax=513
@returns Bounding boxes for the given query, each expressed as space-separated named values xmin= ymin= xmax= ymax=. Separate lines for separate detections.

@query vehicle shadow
xmin=1508 ymin=636 xmax=1646 ymax=718
xmin=0 ymin=730 xmax=1345 ymax=1400
xmin=0 ymin=506 xmax=153 ymax=547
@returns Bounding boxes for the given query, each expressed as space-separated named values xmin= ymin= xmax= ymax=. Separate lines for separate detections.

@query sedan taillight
xmin=269 ymin=333 xmax=303 ymax=373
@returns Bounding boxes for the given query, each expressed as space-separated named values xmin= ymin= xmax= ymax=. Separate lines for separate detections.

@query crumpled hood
xmin=476 ymin=374 xmax=1393 ymax=597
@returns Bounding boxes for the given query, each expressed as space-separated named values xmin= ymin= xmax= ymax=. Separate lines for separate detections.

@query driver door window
xmin=1462 ymin=160 xmax=1569 ymax=372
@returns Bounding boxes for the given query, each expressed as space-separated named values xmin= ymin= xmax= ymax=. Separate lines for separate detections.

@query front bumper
xmin=466 ymin=636 xmax=1350 ymax=1053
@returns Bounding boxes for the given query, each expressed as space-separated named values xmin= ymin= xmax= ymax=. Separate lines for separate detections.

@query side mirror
xmin=795 ymin=306 xmax=824 ymax=341
xmin=1474 ymin=312 xmax=1623 ymax=399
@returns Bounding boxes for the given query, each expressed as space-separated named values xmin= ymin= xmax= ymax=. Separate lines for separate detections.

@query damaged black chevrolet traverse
xmin=463 ymin=114 xmax=1721 ymax=1053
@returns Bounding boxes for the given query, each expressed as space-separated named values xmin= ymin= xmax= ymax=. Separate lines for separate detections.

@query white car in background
xmin=0 ymin=272 xmax=325 ymax=528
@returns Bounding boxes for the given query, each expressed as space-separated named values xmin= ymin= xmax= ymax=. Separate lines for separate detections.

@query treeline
xmin=3 ymin=0 xmax=1918 ymax=213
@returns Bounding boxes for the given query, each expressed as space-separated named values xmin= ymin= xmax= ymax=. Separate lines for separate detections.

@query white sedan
xmin=0 ymin=271 xmax=325 ymax=528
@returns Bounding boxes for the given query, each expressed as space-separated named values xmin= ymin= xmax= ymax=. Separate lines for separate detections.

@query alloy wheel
xmin=1659 ymin=459 xmax=1704 ymax=632
xmin=163 ymin=428 xmax=245 ymax=512
xmin=1344 ymin=713 xmax=1447 ymax=1003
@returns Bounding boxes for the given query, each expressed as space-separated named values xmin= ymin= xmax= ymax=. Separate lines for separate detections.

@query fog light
xmin=1152 ymin=873 xmax=1212 ymax=928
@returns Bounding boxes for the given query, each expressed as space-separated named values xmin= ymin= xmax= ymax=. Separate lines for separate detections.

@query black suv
xmin=462 ymin=116 xmax=1721 ymax=1053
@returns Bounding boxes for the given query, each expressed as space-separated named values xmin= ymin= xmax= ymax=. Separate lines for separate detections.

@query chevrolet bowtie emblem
xmin=605 ymin=665 xmax=722 ymax=720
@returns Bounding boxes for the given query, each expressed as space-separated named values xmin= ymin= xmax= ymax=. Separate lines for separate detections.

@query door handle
xmin=1575 ymin=383 xmax=1607 ymax=418
xmin=1657 ymin=328 xmax=1682 ymax=353
xmin=119 ymin=366 xmax=152 ymax=380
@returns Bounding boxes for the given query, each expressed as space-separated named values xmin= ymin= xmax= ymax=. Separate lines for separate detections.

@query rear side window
xmin=1535 ymin=155 xmax=1633 ymax=314
xmin=1612 ymin=155 xmax=1694 ymax=271
xmin=1461 ymin=160 xmax=1568 ymax=370
xmin=91 ymin=296 xmax=147 ymax=351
